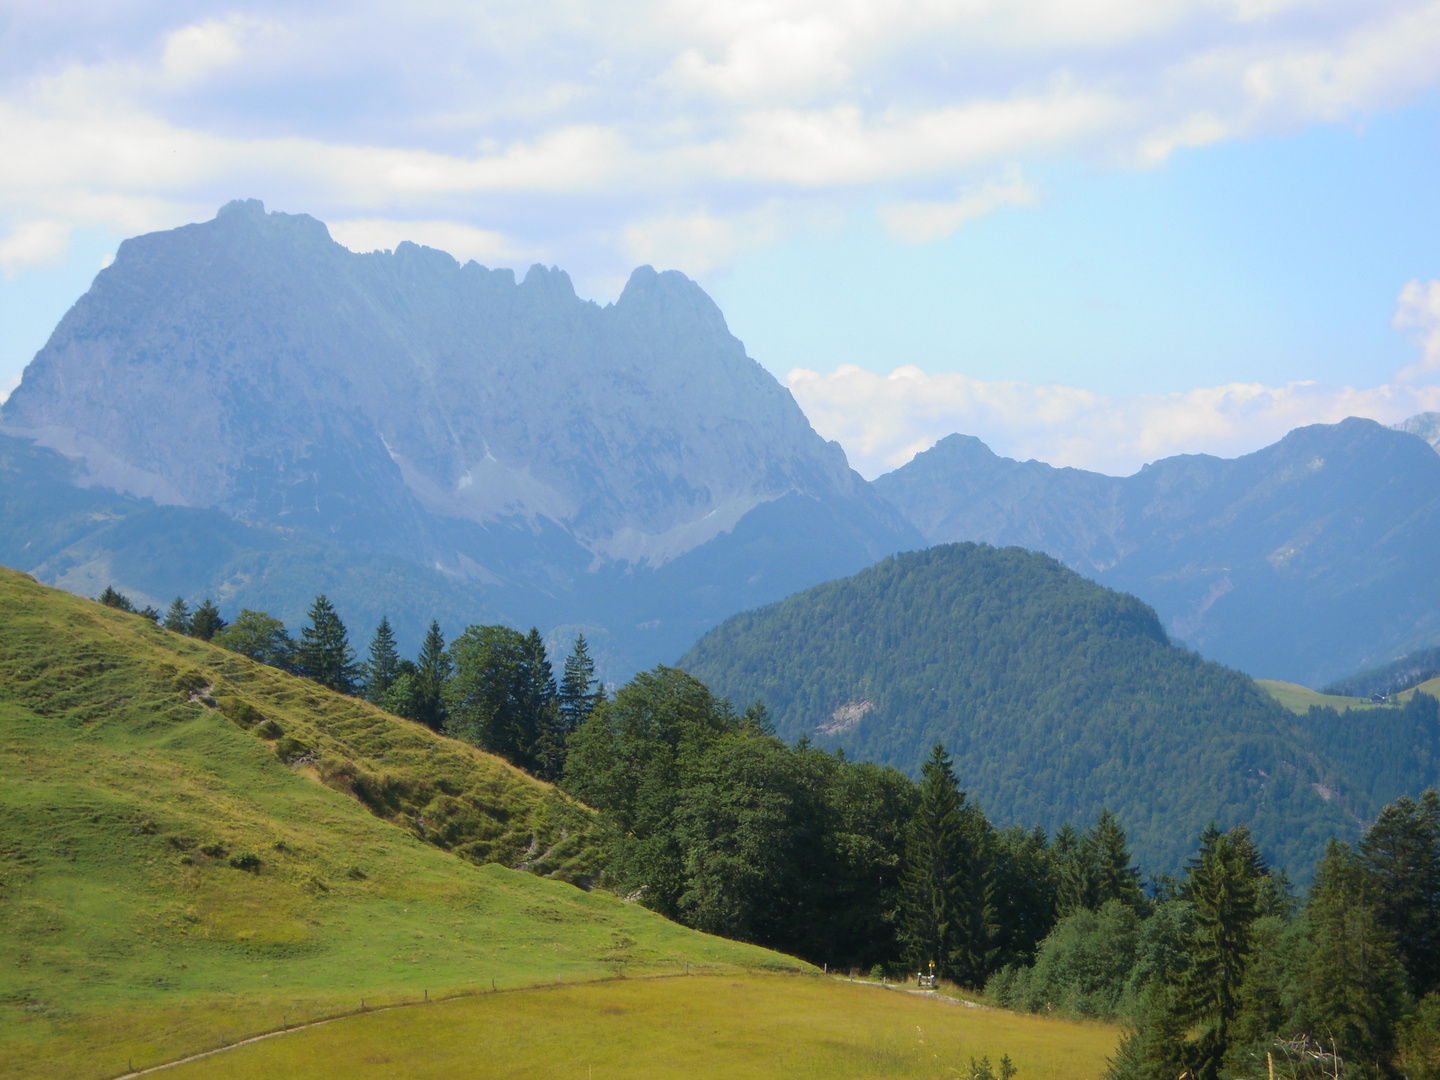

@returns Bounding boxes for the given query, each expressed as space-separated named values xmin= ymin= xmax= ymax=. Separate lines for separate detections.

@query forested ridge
xmin=680 ymin=543 xmax=1386 ymax=875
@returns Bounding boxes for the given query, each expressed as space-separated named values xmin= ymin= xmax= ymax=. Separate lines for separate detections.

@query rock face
xmin=872 ymin=419 xmax=1440 ymax=686
xmin=1 ymin=200 xmax=916 ymax=674
xmin=4 ymin=199 xmax=881 ymax=566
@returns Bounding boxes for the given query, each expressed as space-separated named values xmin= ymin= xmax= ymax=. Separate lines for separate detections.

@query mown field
xmin=0 ymin=568 xmax=790 ymax=1080
xmin=1398 ymin=674 xmax=1440 ymax=703
xmin=158 ymin=972 xmax=1119 ymax=1080
xmin=1254 ymin=678 xmax=1373 ymax=714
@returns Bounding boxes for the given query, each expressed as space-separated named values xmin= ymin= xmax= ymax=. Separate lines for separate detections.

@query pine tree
xmin=899 ymin=742 xmax=989 ymax=986
xmin=363 ymin=617 xmax=401 ymax=704
xmin=1360 ymin=788 xmax=1440 ymax=998
xmin=188 ymin=598 xmax=227 ymax=641
xmin=163 ymin=597 xmax=191 ymax=634
xmin=294 ymin=594 xmax=360 ymax=694
xmin=1092 ymin=809 xmax=1146 ymax=912
xmin=1055 ymin=825 xmax=1099 ymax=915
xmin=414 ymin=620 xmax=452 ymax=731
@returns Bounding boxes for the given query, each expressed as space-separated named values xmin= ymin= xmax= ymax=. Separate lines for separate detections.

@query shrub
xmin=254 ymin=719 xmax=283 ymax=740
xmin=218 ymin=698 xmax=264 ymax=730
xmin=200 ymin=841 xmax=227 ymax=858
xmin=228 ymin=852 xmax=261 ymax=872
xmin=275 ymin=736 xmax=311 ymax=763
xmin=347 ymin=865 xmax=368 ymax=880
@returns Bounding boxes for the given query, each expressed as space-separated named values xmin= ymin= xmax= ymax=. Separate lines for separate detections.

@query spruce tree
xmin=295 ymin=594 xmax=360 ymax=694
xmin=1181 ymin=823 xmax=1266 ymax=1080
xmin=414 ymin=621 xmax=452 ymax=731
xmin=363 ymin=616 xmax=401 ymax=704
xmin=1303 ymin=840 xmax=1408 ymax=1074
xmin=163 ymin=597 xmax=191 ymax=634
xmin=98 ymin=586 xmax=135 ymax=612
xmin=189 ymin=598 xmax=227 ymax=641
xmin=558 ymin=634 xmax=603 ymax=737
xmin=1360 ymin=788 xmax=1440 ymax=998
xmin=1092 ymin=809 xmax=1146 ymax=912
xmin=520 ymin=628 xmax=562 ymax=779
xmin=899 ymin=742 xmax=989 ymax=986
xmin=1055 ymin=825 xmax=1099 ymax=915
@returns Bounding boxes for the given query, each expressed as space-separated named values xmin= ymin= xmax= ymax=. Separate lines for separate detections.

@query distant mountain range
xmin=3 ymin=199 xmax=1438 ymax=687
xmin=873 ymin=418 xmax=1440 ymax=687
xmin=680 ymin=542 xmax=1437 ymax=876
xmin=0 ymin=200 xmax=916 ymax=675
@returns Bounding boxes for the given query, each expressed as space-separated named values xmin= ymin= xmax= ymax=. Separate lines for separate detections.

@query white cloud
xmin=787 ymin=364 xmax=1440 ymax=478
xmin=0 ymin=1 xmax=1435 ymax=283
xmin=0 ymin=220 xmax=70 ymax=275
xmin=1394 ymin=278 xmax=1440 ymax=380
xmin=881 ymin=166 xmax=1037 ymax=243
xmin=0 ymin=371 xmax=20 ymax=404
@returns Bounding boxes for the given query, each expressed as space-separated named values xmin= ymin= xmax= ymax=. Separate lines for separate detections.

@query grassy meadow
xmin=1254 ymin=678 xmax=1373 ymax=714
xmin=1397 ymin=674 xmax=1440 ymax=703
xmin=0 ymin=568 xmax=792 ymax=1080
xmin=158 ymin=972 xmax=1119 ymax=1080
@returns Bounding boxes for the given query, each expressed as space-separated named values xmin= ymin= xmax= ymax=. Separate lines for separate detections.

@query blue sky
xmin=3 ymin=0 xmax=1439 ymax=475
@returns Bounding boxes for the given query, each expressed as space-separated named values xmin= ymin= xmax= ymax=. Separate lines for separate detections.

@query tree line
xmin=99 ymin=583 xmax=1440 ymax=1076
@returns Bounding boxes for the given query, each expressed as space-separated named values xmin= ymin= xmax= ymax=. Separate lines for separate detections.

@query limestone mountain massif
xmin=0 ymin=200 xmax=917 ymax=675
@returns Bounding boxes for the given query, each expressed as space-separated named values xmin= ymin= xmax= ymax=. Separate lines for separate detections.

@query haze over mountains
xmin=2 ymin=199 xmax=1439 ymax=688
xmin=874 ymin=419 xmax=1440 ymax=686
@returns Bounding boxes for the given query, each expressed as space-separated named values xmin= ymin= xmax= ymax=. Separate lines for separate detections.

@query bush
xmin=200 ymin=841 xmax=227 ymax=858
xmin=228 ymin=852 xmax=261 ymax=872
xmin=275 ymin=736 xmax=311 ymax=763
xmin=218 ymin=698 xmax=265 ymax=730
xmin=985 ymin=900 xmax=1141 ymax=1018
xmin=254 ymin=719 xmax=283 ymax=740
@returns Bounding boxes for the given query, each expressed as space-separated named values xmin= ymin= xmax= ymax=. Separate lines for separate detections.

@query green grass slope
xmin=1255 ymin=679 xmax=1374 ymax=715
xmin=679 ymin=543 xmax=1359 ymax=876
xmin=159 ymin=972 xmax=1118 ymax=1080
xmin=0 ymin=567 xmax=794 ymax=1080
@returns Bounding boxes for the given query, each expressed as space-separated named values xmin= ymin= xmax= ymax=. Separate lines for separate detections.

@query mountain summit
xmin=0 ymin=201 xmax=915 ymax=673
xmin=3 ymin=199 xmax=881 ymax=569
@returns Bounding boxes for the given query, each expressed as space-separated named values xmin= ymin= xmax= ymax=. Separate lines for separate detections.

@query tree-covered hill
xmin=679 ymin=543 xmax=1396 ymax=876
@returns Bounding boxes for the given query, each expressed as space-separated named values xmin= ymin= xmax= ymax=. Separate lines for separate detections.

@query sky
xmin=2 ymin=0 xmax=1439 ymax=477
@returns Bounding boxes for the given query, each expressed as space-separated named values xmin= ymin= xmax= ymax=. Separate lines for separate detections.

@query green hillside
xmin=0 ymin=567 xmax=792 ymax=1080
xmin=679 ymin=544 xmax=1362 ymax=876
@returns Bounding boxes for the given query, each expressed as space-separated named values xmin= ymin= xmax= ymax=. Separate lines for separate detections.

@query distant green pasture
xmin=1254 ymin=679 xmax=1374 ymax=715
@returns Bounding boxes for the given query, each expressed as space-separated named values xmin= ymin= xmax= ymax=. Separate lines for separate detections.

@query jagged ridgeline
xmin=0 ymin=566 xmax=789 ymax=1078
xmin=680 ymin=543 xmax=1382 ymax=876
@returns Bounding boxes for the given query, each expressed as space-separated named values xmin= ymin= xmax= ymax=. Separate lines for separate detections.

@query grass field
xmin=0 ymin=568 xmax=794 ymax=1080
xmin=157 ymin=972 xmax=1120 ymax=1080
xmin=1397 ymin=675 xmax=1440 ymax=703
xmin=1254 ymin=679 xmax=1373 ymax=715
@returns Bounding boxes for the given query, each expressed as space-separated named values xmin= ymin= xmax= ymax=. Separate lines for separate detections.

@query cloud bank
xmin=789 ymin=278 xmax=1440 ymax=477
xmin=2 ymin=0 xmax=1439 ymax=286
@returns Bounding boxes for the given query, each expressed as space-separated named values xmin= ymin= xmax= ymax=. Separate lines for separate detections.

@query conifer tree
xmin=1092 ymin=809 xmax=1146 ymax=912
xmin=188 ymin=598 xmax=226 ymax=641
xmin=295 ymin=594 xmax=360 ymax=694
xmin=1055 ymin=825 xmax=1099 ymax=915
xmin=1181 ymin=823 xmax=1266 ymax=1079
xmin=899 ymin=742 xmax=989 ymax=986
xmin=414 ymin=620 xmax=452 ymax=731
xmin=1360 ymin=788 xmax=1440 ymax=998
xmin=98 ymin=586 xmax=136 ymax=612
xmin=558 ymin=634 xmax=603 ymax=737
xmin=520 ymin=628 xmax=563 ymax=779
xmin=363 ymin=616 xmax=401 ymax=704
xmin=1303 ymin=840 xmax=1408 ymax=1074
xmin=163 ymin=597 xmax=191 ymax=634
